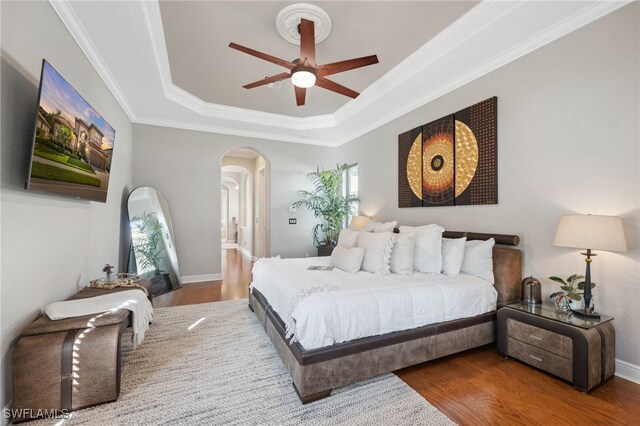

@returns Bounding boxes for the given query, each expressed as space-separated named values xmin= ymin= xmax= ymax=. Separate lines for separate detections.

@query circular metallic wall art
xmin=407 ymin=133 xmax=422 ymax=199
xmin=454 ymin=120 xmax=479 ymax=197
xmin=422 ymin=133 xmax=455 ymax=203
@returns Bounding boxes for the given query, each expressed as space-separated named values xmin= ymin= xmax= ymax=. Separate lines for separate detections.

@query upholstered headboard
xmin=393 ymin=228 xmax=523 ymax=304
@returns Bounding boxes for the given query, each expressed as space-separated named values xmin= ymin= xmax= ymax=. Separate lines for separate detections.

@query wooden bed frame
xmin=248 ymin=231 xmax=523 ymax=403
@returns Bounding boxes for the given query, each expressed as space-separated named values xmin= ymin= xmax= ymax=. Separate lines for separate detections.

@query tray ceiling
xmin=49 ymin=1 xmax=631 ymax=146
xmin=159 ymin=1 xmax=477 ymax=117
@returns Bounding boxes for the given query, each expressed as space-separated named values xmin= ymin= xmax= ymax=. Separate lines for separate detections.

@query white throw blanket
xmin=45 ymin=289 xmax=153 ymax=348
xmin=250 ymin=256 xmax=338 ymax=341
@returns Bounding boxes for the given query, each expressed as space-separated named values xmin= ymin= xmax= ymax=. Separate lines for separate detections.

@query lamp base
xmin=572 ymin=309 xmax=601 ymax=320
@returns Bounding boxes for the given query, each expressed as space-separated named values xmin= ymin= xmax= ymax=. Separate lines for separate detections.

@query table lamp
xmin=553 ymin=214 xmax=627 ymax=319
xmin=349 ymin=215 xmax=370 ymax=230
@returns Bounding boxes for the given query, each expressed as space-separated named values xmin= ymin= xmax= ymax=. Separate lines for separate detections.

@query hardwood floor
xmin=396 ymin=348 xmax=640 ymax=425
xmin=153 ymin=248 xmax=251 ymax=308
xmin=156 ymin=249 xmax=640 ymax=425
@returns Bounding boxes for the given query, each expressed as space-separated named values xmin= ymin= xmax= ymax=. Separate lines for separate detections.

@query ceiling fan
xmin=229 ymin=18 xmax=379 ymax=106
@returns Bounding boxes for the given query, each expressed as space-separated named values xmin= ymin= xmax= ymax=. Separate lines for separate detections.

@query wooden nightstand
xmin=317 ymin=245 xmax=335 ymax=257
xmin=497 ymin=302 xmax=615 ymax=392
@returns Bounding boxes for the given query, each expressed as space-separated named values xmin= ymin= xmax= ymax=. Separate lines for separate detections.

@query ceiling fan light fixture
xmin=291 ymin=70 xmax=316 ymax=88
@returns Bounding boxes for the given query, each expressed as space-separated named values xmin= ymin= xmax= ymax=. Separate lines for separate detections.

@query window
xmin=342 ymin=163 xmax=358 ymax=225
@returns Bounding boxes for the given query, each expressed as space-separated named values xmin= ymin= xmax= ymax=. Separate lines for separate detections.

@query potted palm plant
xmin=132 ymin=212 xmax=165 ymax=276
xmin=294 ymin=164 xmax=360 ymax=247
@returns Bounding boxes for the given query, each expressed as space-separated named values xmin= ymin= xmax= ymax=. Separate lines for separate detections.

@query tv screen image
xmin=26 ymin=60 xmax=116 ymax=203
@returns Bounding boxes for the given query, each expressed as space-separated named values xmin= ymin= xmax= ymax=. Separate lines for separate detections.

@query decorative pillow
xmin=337 ymin=228 xmax=359 ymax=248
xmin=357 ymin=231 xmax=395 ymax=275
xmin=330 ymin=246 xmax=365 ymax=273
xmin=369 ymin=220 xmax=398 ymax=233
xmin=399 ymin=224 xmax=445 ymax=274
xmin=390 ymin=233 xmax=415 ymax=275
xmin=441 ymin=237 xmax=467 ymax=276
xmin=460 ymin=238 xmax=495 ymax=284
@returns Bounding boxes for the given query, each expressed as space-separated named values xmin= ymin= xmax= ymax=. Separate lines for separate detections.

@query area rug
xmin=32 ymin=300 xmax=455 ymax=425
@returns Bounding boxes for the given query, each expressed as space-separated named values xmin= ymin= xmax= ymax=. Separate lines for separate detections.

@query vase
xmin=555 ymin=295 xmax=571 ymax=312
xmin=569 ymin=298 xmax=582 ymax=311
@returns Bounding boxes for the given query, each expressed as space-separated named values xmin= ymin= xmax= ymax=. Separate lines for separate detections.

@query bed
xmin=248 ymin=231 xmax=522 ymax=403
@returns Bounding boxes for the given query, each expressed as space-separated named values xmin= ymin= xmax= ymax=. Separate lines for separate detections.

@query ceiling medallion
xmin=276 ymin=3 xmax=332 ymax=45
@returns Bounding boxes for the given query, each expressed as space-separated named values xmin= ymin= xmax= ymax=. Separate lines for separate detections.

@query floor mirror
xmin=127 ymin=187 xmax=181 ymax=296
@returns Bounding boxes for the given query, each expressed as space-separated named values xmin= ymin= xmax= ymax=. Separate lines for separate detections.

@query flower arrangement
xmin=103 ymin=263 xmax=115 ymax=281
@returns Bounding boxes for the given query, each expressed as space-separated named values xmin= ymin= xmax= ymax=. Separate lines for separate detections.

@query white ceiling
xmin=50 ymin=1 xmax=630 ymax=147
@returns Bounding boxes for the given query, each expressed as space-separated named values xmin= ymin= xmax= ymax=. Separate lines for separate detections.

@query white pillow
xmin=441 ymin=237 xmax=467 ymax=276
xmin=337 ymin=228 xmax=359 ymax=248
xmin=460 ymin=238 xmax=495 ymax=284
xmin=330 ymin=246 xmax=365 ymax=273
xmin=357 ymin=231 xmax=395 ymax=275
xmin=370 ymin=220 xmax=398 ymax=233
xmin=399 ymin=224 xmax=445 ymax=274
xmin=390 ymin=233 xmax=415 ymax=275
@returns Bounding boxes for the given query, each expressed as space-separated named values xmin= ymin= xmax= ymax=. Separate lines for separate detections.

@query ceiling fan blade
xmin=315 ymin=77 xmax=359 ymax=99
xmin=229 ymin=42 xmax=295 ymax=69
xmin=295 ymin=86 xmax=306 ymax=106
xmin=243 ymin=72 xmax=291 ymax=89
xmin=318 ymin=55 xmax=379 ymax=77
xmin=299 ymin=18 xmax=316 ymax=67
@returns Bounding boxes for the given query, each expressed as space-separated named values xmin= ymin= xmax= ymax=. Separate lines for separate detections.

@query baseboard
xmin=615 ymin=359 xmax=640 ymax=384
xmin=181 ymin=273 xmax=223 ymax=284
xmin=238 ymin=247 xmax=253 ymax=260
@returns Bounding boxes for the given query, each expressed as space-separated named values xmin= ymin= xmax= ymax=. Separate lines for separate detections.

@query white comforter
xmin=250 ymin=256 xmax=497 ymax=350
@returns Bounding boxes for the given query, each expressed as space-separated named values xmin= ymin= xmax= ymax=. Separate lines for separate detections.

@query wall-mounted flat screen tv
xmin=26 ymin=60 xmax=116 ymax=203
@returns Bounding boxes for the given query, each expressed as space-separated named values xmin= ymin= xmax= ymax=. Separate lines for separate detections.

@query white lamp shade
xmin=291 ymin=70 xmax=316 ymax=88
xmin=349 ymin=215 xmax=370 ymax=230
xmin=553 ymin=215 xmax=627 ymax=252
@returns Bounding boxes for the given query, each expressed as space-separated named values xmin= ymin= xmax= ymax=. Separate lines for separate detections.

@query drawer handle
xmin=529 ymin=334 xmax=543 ymax=341
xmin=529 ymin=354 xmax=543 ymax=362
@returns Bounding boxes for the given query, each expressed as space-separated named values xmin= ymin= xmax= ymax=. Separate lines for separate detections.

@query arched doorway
xmin=220 ymin=148 xmax=270 ymax=261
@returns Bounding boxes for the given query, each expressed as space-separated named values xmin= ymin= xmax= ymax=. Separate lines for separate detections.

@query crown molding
xmin=48 ymin=0 xmax=137 ymax=122
xmin=332 ymin=1 xmax=520 ymax=127
xmin=134 ymin=116 xmax=334 ymax=147
xmin=51 ymin=0 xmax=632 ymax=147
xmin=332 ymin=0 xmax=632 ymax=146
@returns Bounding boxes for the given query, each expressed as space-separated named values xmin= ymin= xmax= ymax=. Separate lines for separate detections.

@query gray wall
xmin=337 ymin=4 xmax=640 ymax=366
xmin=0 ymin=1 xmax=133 ymax=409
xmin=132 ymin=125 xmax=337 ymax=277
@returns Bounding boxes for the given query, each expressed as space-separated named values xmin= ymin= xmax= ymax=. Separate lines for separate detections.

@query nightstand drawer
xmin=507 ymin=318 xmax=572 ymax=359
xmin=507 ymin=337 xmax=573 ymax=382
